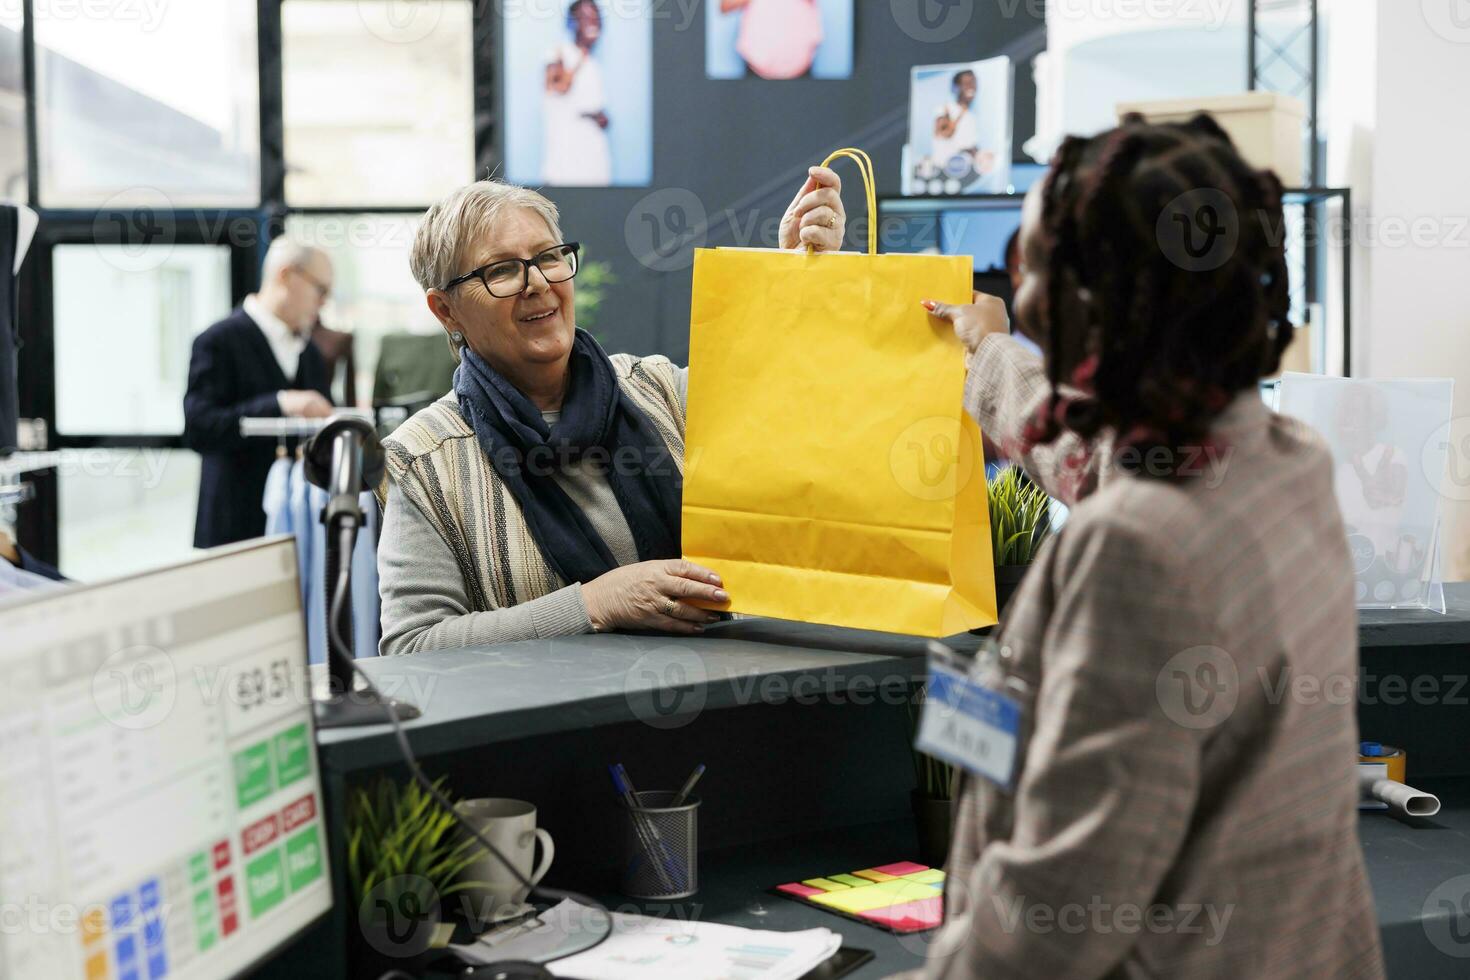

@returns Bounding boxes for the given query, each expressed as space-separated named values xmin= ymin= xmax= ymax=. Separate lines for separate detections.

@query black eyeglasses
xmin=441 ymin=242 xmax=581 ymax=297
xmin=291 ymin=265 xmax=331 ymax=300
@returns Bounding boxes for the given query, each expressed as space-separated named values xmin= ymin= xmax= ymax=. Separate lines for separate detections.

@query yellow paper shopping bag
xmin=681 ymin=149 xmax=997 ymax=636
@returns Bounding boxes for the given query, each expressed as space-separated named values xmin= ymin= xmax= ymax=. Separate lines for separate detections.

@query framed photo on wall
xmin=503 ymin=0 xmax=653 ymax=187
xmin=907 ymin=57 xmax=1013 ymax=196
xmin=706 ymin=0 xmax=854 ymax=80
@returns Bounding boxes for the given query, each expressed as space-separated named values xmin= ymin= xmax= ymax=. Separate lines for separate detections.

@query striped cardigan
xmin=378 ymin=353 xmax=687 ymax=611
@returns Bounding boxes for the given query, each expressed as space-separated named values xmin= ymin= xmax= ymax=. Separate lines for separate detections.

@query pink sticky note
xmin=858 ymin=896 xmax=943 ymax=932
xmin=776 ymin=882 xmax=825 ymax=898
xmin=872 ymin=861 xmax=929 ymax=877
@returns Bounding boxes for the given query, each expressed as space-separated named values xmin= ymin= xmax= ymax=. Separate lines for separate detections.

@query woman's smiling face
xmin=449 ymin=207 xmax=578 ymax=378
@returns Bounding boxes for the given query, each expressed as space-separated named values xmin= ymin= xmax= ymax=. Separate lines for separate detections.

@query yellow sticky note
xmin=903 ymin=868 xmax=946 ymax=884
xmin=810 ymin=879 xmax=937 ymax=914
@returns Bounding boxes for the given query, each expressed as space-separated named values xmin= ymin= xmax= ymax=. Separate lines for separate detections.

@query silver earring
xmin=450 ymin=331 xmax=465 ymax=347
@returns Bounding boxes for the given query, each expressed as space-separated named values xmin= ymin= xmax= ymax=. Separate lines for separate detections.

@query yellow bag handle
xmin=810 ymin=147 xmax=878 ymax=256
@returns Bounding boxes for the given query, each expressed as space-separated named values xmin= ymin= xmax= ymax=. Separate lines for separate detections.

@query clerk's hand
xmin=279 ymin=390 xmax=334 ymax=418
xmin=583 ymin=559 xmax=728 ymax=634
xmin=780 ymin=166 xmax=845 ymax=252
xmin=922 ymin=292 xmax=1010 ymax=353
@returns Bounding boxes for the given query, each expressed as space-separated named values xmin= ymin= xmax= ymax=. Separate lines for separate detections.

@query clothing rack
xmin=0 ymin=452 xmax=60 ymax=522
xmin=0 ymin=450 xmax=64 ymax=478
xmin=239 ymin=411 xmax=373 ymax=440
xmin=0 ymin=482 xmax=34 ymax=510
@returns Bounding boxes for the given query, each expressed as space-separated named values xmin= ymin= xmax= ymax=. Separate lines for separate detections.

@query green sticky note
xmin=189 ymin=853 xmax=209 ymax=885
xmin=829 ymin=874 xmax=870 ymax=887
xmin=233 ymin=742 xmax=274 ymax=809
xmin=285 ymin=826 xmax=324 ymax=892
xmin=273 ymin=723 xmax=311 ymax=788
xmin=902 ymin=868 xmax=946 ymax=884
xmin=801 ymin=878 xmax=849 ymax=891
xmin=810 ymin=879 xmax=937 ymax=914
xmin=246 ymin=849 xmax=287 ymax=918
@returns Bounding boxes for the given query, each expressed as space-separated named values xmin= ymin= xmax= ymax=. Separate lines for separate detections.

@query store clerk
xmin=911 ymin=115 xmax=1383 ymax=979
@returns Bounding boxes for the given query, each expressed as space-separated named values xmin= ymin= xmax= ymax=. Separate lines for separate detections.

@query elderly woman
xmin=377 ymin=170 xmax=845 ymax=655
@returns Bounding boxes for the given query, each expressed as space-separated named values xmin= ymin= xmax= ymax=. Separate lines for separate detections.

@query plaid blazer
xmin=902 ymin=337 xmax=1384 ymax=980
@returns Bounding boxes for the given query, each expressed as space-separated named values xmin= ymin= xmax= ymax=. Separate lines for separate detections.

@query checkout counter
xmin=270 ymin=590 xmax=1470 ymax=979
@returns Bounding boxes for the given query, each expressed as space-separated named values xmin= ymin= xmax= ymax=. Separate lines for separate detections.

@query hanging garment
xmin=302 ymin=476 xmax=381 ymax=667
xmin=1 ymin=206 xmax=19 ymax=455
xmin=0 ymin=558 xmax=62 ymax=595
xmin=262 ymin=450 xmax=293 ymax=536
xmin=261 ymin=456 xmax=380 ymax=664
xmin=287 ymin=454 xmax=315 ymax=606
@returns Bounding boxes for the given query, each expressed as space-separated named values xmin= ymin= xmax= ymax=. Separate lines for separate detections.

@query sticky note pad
xmin=776 ymin=883 xmax=825 ymax=898
xmin=809 ymin=879 xmax=937 ymax=915
xmin=902 ymin=868 xmax=946 ymax=884
xmin=801 ymin=878 xmax=849 ymax=892
xmin=829 ymin=874 xmax=869 ymax=887
xmin=873 ymin=861 xmax=929 ymax=876
xmin=852 ymin=869 xmax=898 ymax=882
xmin=859 ymin=896 xmax=943 ymax=931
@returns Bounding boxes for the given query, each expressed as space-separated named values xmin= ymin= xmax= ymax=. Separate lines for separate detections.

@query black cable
xmin=328 ymin=518 xmax=615 ymax=967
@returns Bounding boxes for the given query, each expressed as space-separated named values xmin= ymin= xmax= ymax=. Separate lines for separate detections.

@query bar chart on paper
xmin=543 ymin=902 xmax=842 ymax=980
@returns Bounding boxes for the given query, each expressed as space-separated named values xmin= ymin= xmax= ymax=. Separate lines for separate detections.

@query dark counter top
xmin=527 ymin=784 xmax=1470 ymax=980
xmin=1359 ymin=583 xmax=1470 ymax=649
xmin=603 ymin=787 xmax=1470 ymax=980
xmin=316 ymin=586 xmax=1470 ymax=774
xmin=1361 ymin=777 xmax=1470 ymax=977
xmin=318 ymin=619 xmax=980 ymax=772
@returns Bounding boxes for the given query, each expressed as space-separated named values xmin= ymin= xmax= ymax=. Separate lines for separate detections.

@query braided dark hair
xmin=1021 ymin=113 xmax=1293 ymax=477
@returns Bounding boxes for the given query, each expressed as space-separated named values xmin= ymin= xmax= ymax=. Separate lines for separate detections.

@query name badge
xmin=914 ymin=641 xmax=1023 ymax=790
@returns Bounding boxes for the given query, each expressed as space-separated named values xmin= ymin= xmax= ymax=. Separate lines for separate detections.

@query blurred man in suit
xmin=184 ymin=238 xmax=335 ymax=548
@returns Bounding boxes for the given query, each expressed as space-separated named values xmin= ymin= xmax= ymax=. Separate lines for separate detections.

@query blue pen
xmin=610 ymin=764 xmax=678 ymax=891
xmin=615 ymin=763 xmax=687 ymax=890
xmin=671 ymin=763 xmax=705 ymax=806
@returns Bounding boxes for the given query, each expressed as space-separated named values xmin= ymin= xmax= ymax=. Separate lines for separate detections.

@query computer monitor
xmin=879 ymin=196 xmax=1025 ymax=276
xmin=0 ymin=537 xmax=331 ymax=979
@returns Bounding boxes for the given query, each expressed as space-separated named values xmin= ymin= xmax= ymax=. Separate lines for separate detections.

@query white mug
xmin=456 ymin=798 xmax=555 ymax=923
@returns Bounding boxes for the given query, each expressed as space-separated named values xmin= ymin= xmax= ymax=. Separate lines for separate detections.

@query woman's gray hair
xmin=410 ymin=179 xmax=563 ymax=293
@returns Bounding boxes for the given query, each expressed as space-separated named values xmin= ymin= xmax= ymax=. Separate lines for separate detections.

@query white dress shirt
xmin=243 ymin=294 xmax=308 ymax=382
xmin=243 ymin=295 xmax=309 ymax=414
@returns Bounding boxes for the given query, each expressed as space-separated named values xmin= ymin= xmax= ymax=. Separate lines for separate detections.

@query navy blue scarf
xmin=454 ymin=330 xmax=682 ymax=585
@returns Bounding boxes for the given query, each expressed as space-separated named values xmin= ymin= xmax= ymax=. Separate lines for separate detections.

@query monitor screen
xmin=878 ymin=197 xmax=1024 ymax=275
xmin=0 ymin=537 xmax=331 ymax=979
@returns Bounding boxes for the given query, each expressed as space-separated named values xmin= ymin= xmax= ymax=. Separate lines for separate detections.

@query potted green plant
xmin=574 ymin=259 xmax=616 ymax=335
xmin=988 ymin=465 xmax=1054 ymax=615
xmin=906 ymin=470 xmax=1053 ymax=865
xmin=908 ymin=686 xmax=959 ymax=867
xmin=346 ymin=775 xmax=487 ymax=975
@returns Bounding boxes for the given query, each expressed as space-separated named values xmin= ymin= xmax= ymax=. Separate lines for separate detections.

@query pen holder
xmin=620 ymin=791 xmax=699 ymax=900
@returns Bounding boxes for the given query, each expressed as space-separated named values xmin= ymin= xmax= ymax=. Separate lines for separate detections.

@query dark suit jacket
xmin=183 ymin=308 xmax=331 ymax=548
